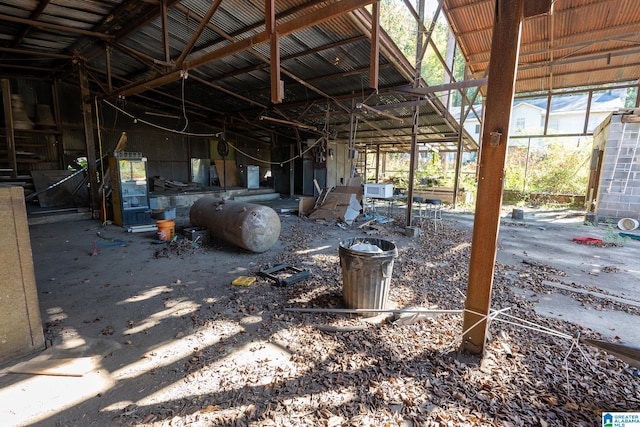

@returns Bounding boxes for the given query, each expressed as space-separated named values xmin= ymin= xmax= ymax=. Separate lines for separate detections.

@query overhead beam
xmin=464 ymin=24 xmax=640 ymax=66
xmin=396 ymin=78 xmax=488 ymax=95
xmin=0 ymin=13 xmax=113 ymax=40
xmin=175 ymin=0 xmax=223 ymax=68
xmin=0 ymin=46 xmax=72 ymax=60
xmin=112 ymin=0 xmax=375 ymax=98
xmin=190 ymin=74 xmax=269 ymax=109
xmin=9 ymin=0 xmax=51 ymax=48
xmin=462 ymin=0 xmax=529 ymax=355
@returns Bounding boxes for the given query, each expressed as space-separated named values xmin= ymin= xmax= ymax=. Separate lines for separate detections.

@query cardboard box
xmin=308 ymin=192 xmax=362 ymax=224
xmin=298 ymin=196 xmax=316 ymax=216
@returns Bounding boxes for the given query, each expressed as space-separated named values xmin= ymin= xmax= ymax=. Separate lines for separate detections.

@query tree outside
xmin=372 ymin=0 xmax=594 ymax=207
xmin=504 ymin=137 xmax=592 ymax=196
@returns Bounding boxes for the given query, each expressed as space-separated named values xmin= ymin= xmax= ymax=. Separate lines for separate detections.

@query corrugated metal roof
xmin=444 ymin=0 xmax=640 ymax=94
xmin=0 ymin=0 xmax=486 ymax=153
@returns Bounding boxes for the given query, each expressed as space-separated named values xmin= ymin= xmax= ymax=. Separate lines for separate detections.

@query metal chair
xmin=412 ymin=196 xmax=426 ymax=226
xmin=424 ymin=198 xmax=443 ymax=232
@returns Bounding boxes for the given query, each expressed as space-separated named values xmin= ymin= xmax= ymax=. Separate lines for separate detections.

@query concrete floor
xmin=1 ymin=198 xmax=639 ymax=426
xmin=446 ymin=207 xmax=640 ymax=347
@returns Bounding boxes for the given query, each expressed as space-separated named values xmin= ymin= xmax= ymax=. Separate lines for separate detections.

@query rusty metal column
xmin=453 ymin=79 xmax=466 ymax=209
xmin=406 ymin=0 xmax=425 ymax=228
xmin=375 ymin=144 xmax=380 ymax=182
xmin=78 ymin=66 xmax=100 ymax=218
xmin=462 ymin=0 xmax=525 ymax=355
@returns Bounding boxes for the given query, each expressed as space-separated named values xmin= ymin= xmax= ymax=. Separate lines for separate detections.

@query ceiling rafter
xmin=110 ymin=0 xmax=377 ymax=98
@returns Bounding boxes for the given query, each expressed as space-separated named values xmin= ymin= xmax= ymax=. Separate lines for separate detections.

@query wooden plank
xmin=0 ymin=187 xmax=44 ymax=364
xmin=462 ymin=0 xmax=525 ymax=355
xmin=9 ymin=357 xmax=96 ymax=377
xmin=213 ymin=160 xmax=240 ymax=187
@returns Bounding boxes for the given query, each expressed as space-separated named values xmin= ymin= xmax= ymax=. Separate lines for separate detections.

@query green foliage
xmin=504 ymin=137 xmax=592 ymax=195
xmin=379 ymin=0 xmax=466 ymax=104
xmin=625 ymin=87 xmax=638 ymax=108
xmin=379 ymin=0 xmax=417 ymax=64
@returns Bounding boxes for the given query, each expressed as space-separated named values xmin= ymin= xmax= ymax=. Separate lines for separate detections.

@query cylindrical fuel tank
xmin=189 ymin=197 xmax=281 ymax=253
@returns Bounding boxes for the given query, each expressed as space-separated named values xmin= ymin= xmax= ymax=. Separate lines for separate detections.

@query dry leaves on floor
xmin=123 ymin=220 xmax=638 ymax=427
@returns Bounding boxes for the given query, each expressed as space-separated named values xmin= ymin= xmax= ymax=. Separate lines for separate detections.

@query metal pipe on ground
xmin=189 ymin=197 xmax=281 ymax=253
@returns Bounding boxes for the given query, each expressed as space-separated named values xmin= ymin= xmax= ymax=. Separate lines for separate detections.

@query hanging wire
xmin=102 ymin=99 xmax=324 ymax=166
xmin=180 ymin=71 xmax=189 ymax=132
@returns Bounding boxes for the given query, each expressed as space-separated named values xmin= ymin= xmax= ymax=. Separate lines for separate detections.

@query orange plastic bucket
xmin=157 ymin=220 xmax=175 ymax=241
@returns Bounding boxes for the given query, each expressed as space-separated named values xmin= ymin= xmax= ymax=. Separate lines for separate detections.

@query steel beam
xmin=175 ymin=0 xmax=222 ymax=68
xmin=0 ymin=13 xmax=113 ymax=40
xmin=111 ymin=0 xmax=375 ymax=98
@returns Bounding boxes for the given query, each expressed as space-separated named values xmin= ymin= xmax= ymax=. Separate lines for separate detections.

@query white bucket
xmin=618 ymin=218 xmax=639 ymax=231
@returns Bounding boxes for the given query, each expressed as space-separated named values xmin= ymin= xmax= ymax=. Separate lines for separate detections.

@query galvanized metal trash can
xmin=339 ymin=238 xmax=398 ymax=316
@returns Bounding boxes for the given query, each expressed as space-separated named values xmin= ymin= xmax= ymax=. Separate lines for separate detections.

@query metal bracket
xmin=489 ymin=131 xmax=502 ymax=146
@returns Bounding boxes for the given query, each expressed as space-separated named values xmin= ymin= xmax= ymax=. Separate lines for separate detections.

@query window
xmin=475 ymin=124 xmax=481 ymax=134
xmin=515 ymin=117 xmax=526 ymax=129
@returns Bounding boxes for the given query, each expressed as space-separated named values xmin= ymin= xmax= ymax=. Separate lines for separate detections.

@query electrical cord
xmin=102 ymin=99 xmax=326 ymax=166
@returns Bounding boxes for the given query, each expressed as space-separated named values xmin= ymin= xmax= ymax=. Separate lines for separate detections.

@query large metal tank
xmin=189 ymin=197 xmax=281 ymax=253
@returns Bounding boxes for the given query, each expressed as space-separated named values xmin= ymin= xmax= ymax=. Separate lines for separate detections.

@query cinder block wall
xmin=0 ymin=187 xmax=44 ymax=364
xmin=596 ymin=113 xmax=640 ymax=222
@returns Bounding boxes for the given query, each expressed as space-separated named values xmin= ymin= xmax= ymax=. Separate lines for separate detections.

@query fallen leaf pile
xmin=124 ymin=218 xmax=639 ymax=427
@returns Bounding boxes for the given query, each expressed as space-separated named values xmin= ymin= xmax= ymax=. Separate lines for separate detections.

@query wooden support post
xmin=1 ymin=79 xmax=18 ymax=179
xmin=78 ymin=66 xmax=101 ymax=218
xmin=369 ymin=1 xmax=380 ymax=89
xmin=267 ymin=0 xmax=283 ymax=104
xmin=462 ymin=0 xmax=526 ymax=355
